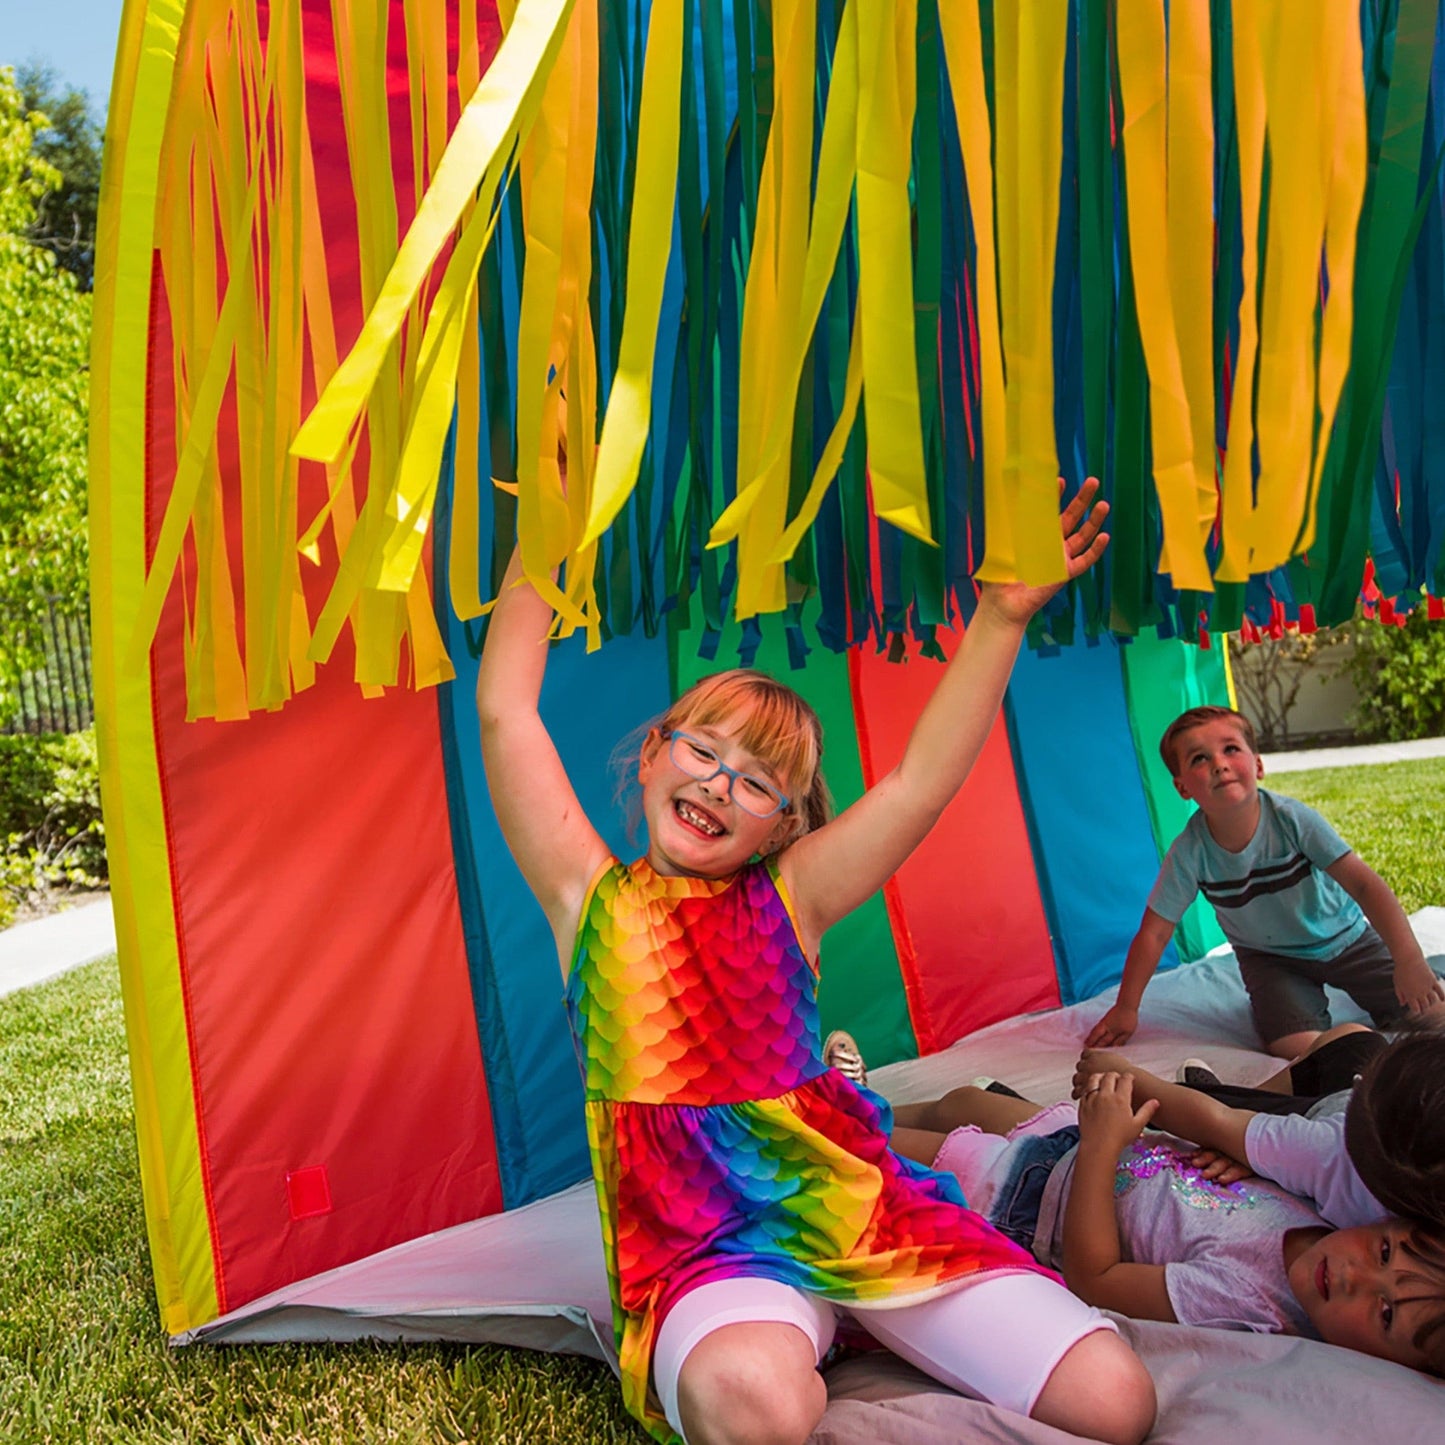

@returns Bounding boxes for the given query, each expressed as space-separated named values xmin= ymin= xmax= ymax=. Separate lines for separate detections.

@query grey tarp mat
xmin=178 ymin=911 xmax=1445 ymax=1440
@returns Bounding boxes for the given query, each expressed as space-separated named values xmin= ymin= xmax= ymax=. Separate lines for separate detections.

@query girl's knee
xmin=1031 ymin=1329 xmax=1156 ymax=1445
xmin=676 ymin=1325 xmax=827 ymax=1445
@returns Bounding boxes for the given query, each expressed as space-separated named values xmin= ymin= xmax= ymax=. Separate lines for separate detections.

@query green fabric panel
xmin=669 ymin=607 xmax=918 ymax=1067
xmin=1119 ymin=630 xmax=1229 ymax=963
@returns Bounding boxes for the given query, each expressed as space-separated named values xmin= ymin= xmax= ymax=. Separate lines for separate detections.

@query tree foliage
xmin=1344 ymin=609 xmax=1445 ymax=743
xmin=0 ymin=66 xmax=91 ymax=713
xmin=16 ymin=65 xmax=101 ymax=292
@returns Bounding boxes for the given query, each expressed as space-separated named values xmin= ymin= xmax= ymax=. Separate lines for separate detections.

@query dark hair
xmin=1157 ymin=705 xmax=1260 ymax=777
xmin=1394 ymin=1224 xmax=1445 ymax=1376
xmin=1344 ymin=1019 xmax=1445 ymax=1232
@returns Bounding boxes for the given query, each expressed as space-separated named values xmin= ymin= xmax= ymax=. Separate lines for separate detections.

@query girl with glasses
xmin=476 ymin=481 xmax=1148 ymax=1445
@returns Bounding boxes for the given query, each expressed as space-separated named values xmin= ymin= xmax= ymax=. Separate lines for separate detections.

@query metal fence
xmin=2 ymin=600 xmax=93 ymax=735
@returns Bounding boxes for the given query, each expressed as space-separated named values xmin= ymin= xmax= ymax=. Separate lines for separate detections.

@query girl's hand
xmin=977 ymin=477 xmax=1110 ymax=627
xmin=1077 ymin=1071 xmax=1159 ymax=1155
xmin=1189 ymin=1147 xmax=1254 ymax=1186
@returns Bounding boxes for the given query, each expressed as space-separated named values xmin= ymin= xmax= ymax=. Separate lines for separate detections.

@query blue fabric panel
xmin=1004 ymin=631 xmax=1180 ymax=1005
xmin=435 ymin=431 xmax=673 ymax=1211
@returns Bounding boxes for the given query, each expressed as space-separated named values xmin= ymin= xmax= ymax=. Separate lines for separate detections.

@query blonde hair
xmin=615 ymin=670 xmax=833 ymax=848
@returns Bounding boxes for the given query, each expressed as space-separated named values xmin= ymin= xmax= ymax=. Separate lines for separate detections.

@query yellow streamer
xmin=719 ymin=0 xmax=817 ymax=618
xmin=1115 ymin=0 xmax=1213 ymax=589
xmin=1295 ymin=0 xmax=1366 ymax=556
xmin=938 ymin=4 xmax=1009 ymax=582
xmin=852 ymin=0 xmax=931 ymax=545
xmin=1216 ymin=0 xmax=1265 ymax=583
xmin=579 ymin=0 xmax=685 ymax=548
xmin=710 ymin=2 xmax=856 ymax=568
xmin=292 ymin=0 xmax=577 ymax=466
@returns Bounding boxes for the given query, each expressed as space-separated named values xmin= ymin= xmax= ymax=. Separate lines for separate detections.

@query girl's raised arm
xmin=780 ymin=482 xmax=1108 ymax=951
xmin=477 ymin=548 xmax=611 ymax=970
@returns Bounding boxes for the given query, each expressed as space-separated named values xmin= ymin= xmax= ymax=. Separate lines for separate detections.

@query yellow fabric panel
xmin=91 ymin=0 xmax=219 ymax=1335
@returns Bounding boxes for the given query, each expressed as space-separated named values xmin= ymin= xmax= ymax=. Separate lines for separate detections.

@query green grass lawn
xmin=2 ymin=757 xmax=1441 ymax=1443
xmin=1267 ymin=755 xmax=1445 ymax=913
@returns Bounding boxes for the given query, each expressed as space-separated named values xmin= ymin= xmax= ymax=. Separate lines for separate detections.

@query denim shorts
xmin=989 ymin=1125 xmax=1081 ymax=1252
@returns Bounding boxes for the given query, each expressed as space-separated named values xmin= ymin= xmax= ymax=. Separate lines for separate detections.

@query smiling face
xmin=1168 ymin=717 xmax=1264 ymax=818
xmin=1285 ymin=1222 xmax=1445 ymax=1372
xmin=638 ymin=717 xmax=800 ymax=878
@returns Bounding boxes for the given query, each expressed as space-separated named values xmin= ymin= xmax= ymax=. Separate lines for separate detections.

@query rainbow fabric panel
xmin=91 ymin=0 xmax=1248 ymax=1344
xmin=566 ymin=857 xmax=1045 ymax=1441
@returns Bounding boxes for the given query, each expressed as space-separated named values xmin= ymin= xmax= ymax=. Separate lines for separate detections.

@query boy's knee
xmin=1031 ymin=1329 xmax=1156 ymax=1445
xmin=677 ymin=1326 xmax=827 ymax=1445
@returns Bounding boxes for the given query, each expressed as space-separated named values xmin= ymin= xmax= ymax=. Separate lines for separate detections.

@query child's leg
xmin=892 ymin=1125 xmax=950 ymax=1166
xmin=893 ymin=1084 xmax=1043 ymax=1136
xmin=1325 ymin=926 xmax=1445 ymax=1028
xmin=1234 ymin=947 xmax=1330 ymax=1059
xmin=851 ymin=1273 xmax=1155 ymax=1445
xmin=656 ymin=1279 xmax=836 ymax=1445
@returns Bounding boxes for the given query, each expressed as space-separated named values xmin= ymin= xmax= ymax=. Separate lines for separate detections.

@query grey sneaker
xmin=1176 ymin=1057 xmax=1222 ymax=1089
xmin=823 ymin=1029 xmax=868 ymax=1088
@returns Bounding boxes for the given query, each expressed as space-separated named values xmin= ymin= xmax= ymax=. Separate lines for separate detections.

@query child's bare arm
xmin=1061 ymin=1073 xmax=1176 ymax=1321
xmin=477 ymin=548 xmax=610 ymax=968
xmin=782 ymin=482 xmax=1109 ymax=944
xmin=1073 ymin=1051 xmax=1253 ymax=1164
xmin=1326 ymin=852 xmax=1445 ymax=1013
xmin=1085 ymin=908 xmax=1176 ymax=1047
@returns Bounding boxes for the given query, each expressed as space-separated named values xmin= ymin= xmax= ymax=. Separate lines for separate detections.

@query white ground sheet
xmin=181 ymin=911 xmax=1445 ymax=1439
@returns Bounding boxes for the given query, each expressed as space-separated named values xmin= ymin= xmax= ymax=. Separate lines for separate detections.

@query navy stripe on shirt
xmin=1200 ymin=855 xmax=1314 ymax=910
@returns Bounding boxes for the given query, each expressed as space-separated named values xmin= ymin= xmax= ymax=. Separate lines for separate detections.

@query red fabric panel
xmin=850 ymin=622 xmax=1060 ymax=1051
xmin=142 ymin=2 xmax=505 ymax=1314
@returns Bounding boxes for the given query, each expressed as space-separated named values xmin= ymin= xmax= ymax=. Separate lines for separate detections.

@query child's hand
xmin=1085 ymin=1004 xmax=1138 ymax=1048
xmin=976 ymin=478 xmax=1110 ymax=626
xmin=1077 ymin=1071 xmax=1159 ymax=1154
xmin=1393 ymin=957 xmax=1445 ymax=1014
xmin=1072 ymin=1048 xmax=1134 ymax=1099
xmin=1188 ymin=1147 xmax=1254 ymax=1186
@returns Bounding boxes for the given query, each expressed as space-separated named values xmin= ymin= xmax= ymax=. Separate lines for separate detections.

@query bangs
xmin=667 ymin=675 xmax=820 ymax=799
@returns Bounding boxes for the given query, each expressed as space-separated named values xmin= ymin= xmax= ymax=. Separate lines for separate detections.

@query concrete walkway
xmin=0 ymin=895 xmax=115 ymax=1000
xmin=2 ymin=734 xmax=1441 ymax=1003
xmin=1261 ymin=734 xmax=1445 ymax=773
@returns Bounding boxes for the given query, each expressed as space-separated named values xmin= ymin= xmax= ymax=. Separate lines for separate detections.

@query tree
xmin=0 ymin=67 xmax=91 ymax=718
xmin=16 ymin=65 xmax=102 ymax=292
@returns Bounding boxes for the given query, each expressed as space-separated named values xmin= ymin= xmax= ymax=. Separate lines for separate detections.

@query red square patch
xmin=285 ymin=1165 xmax=333 ymax=1220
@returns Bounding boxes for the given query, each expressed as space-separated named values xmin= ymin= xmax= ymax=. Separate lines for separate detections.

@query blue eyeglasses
xmin=665 ymin=731 xmax=791 ymax=819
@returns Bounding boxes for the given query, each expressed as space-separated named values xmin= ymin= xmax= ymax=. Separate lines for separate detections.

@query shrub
xmin=0 ymin=726 xmax=105 ymax=927
xmin=1344 ymin=609 xmax=1445 ymax=743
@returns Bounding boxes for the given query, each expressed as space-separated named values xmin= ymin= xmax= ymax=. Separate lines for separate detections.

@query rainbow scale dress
xmin=566 ymin=855 xmax=1047 ymax=1442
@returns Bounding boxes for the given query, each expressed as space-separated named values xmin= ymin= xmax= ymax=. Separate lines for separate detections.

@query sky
xmin=2 ymin=0 xmax=126 ymax=114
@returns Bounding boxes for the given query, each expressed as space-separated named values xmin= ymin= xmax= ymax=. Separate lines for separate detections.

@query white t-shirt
xmin=1244 ymin=1110 xmax=1385 ymax=1229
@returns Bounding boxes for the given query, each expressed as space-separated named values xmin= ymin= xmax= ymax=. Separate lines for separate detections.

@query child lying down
xmin=889 ymin=1075 xmax=1445 ymax=1377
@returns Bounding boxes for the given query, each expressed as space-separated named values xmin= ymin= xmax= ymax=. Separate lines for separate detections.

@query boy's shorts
xmin=1233 ymin=926 xmax=1442 ymax=1043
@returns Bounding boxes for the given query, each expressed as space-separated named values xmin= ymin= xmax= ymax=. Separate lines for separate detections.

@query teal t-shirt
xmin=1147 ymin=790 xmax=1367 ymax=961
